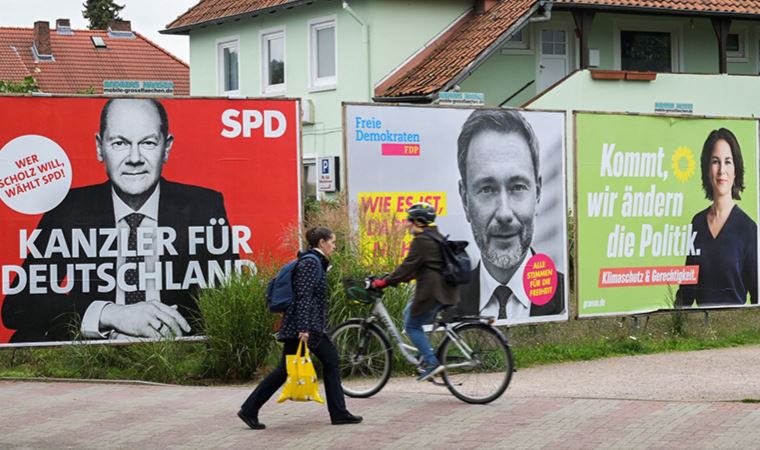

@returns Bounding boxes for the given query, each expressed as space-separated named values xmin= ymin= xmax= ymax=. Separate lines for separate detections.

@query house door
xmin=537 ymin=28 xmax=569 ymax=91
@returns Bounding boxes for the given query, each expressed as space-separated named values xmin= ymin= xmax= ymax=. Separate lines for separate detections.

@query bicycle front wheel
xmin=438 ymin=323 xmax=513 ymax=404
xmin=331 ymin=320 xmax=392 ymax=398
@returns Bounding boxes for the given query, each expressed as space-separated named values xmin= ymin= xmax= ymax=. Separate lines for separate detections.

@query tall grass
xmin=196 ymin=272 xmax=276 ymax=381
xmin=58 ymin=340 xmax=204 ymax=383
xmin=0 ymin=341 xmax=206 ymax=383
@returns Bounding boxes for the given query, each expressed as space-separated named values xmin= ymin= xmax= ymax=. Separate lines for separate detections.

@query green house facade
xmin=164 ymin=0 xmax=760 ymax=198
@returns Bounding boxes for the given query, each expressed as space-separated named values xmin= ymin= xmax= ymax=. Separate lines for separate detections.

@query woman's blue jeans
xmin=403 ymin=301 xmax=443 ymax=367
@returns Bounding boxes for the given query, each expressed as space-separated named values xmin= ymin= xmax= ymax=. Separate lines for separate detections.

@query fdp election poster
xmin=0 ymin=96 xmax=301 ymax=345
xmin=576 ymin=113 xmax=759 ymax=317
xmin=345 ymin=103 xmax=568 ymax=326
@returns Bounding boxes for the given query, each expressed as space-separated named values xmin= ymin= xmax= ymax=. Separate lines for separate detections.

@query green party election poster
xmin=576 ymin=113 xmax=759 ymax=317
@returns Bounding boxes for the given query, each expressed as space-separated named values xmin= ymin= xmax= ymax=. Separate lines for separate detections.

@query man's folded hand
xmin=100 ymin=302 xmax=191 ymax=338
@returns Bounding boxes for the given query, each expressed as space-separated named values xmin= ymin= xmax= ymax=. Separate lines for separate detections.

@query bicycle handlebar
xmin=343 ymin=275 xmax=388 ymax=304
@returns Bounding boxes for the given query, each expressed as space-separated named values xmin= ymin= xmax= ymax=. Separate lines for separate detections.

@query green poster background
xmin=576 ymin=113 xmax=759 ymax=317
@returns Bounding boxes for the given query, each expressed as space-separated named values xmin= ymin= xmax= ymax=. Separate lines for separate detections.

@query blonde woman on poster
xmin=676 ymin=128 xmax=758 ymax=307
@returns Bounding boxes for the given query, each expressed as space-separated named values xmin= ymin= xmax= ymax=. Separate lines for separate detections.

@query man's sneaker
xmin=416 ymin=364 xmax=444 ymax=382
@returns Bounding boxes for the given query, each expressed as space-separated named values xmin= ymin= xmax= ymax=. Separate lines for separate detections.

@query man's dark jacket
xmin=385 ymin=226 xmax=460 ymax=315
xmin=1 ymin=178 xmax=233 ymax=342
xmin=448 ymin=262 xmax=565 ymax=318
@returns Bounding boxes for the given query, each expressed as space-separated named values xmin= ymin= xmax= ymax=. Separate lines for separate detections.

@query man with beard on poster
xmin=449 ymin=109 xmax=564 ymax=321
xmin=2 ymin=98 xmax=236 ymax=342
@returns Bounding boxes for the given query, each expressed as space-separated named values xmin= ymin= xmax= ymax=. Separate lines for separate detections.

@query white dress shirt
xmin=479 ymin=251 xmax=532 ymax=322
xmin=80 ymin=185 xmax=161 ymax=338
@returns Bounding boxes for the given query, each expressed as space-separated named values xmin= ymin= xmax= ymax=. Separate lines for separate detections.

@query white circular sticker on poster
xmin=0 ymin=135 xmax=72 ymax=215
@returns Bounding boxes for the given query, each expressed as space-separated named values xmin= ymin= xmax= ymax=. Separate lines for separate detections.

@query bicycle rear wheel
xmin=331 ymin=320 xmax=392 ymax=398
xmin=438 ymin=323 xmax=513 ymax=404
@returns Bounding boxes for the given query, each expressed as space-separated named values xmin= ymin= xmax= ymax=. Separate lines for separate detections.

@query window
xmin=309 ymin=18 xmax=336 ymax=90
xmin=500 ymin=25 xmax=532 ymax=55
xmin=303 ymin=160 xmax=317 ymax=199
xmin=727 ymin=29 xmax=747 ymax=62
xmin=621 ymin=30 xmax=672 ymax=72
xmin=541 ymin=30 xmax=566 ymax=55
xmin=217 ymin=38 xmax=240 ymax=95
xmin=727 ymin=34 xmax=740 ymax=52
xmin=503 ymin=28 xmax=529 ymax=50
xmin=261 ymin=29 xmax=285 ymax=95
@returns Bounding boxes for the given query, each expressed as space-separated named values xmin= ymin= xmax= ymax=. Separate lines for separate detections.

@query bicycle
xmin=331 ymin=278 xmax=513 ymax=404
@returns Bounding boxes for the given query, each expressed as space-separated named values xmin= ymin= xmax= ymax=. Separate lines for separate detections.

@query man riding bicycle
xmin=371 ymin=202 xmax=461 ymax=381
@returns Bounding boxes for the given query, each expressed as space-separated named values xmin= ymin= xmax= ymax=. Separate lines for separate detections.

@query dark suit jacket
xmin=448 ymin=262 xmax=565 ymax=319
xmin=1 ymin=178 xmax=233 ymax=342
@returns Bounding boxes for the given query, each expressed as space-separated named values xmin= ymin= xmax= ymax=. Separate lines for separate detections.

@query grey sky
xmin=1 ymin=0 xmax=199 ymax=62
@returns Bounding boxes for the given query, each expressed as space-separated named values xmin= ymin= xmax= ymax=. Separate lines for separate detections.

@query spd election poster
xmin=576 ymin=112 xmax=759 ymax=317
xmin=345 ymin=103 xmax=569 ymax=326
xmin=0 ymin=96 xmax=301 ymax=345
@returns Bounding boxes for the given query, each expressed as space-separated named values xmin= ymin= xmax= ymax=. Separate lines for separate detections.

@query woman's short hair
xmin=305 ymin=227 xmax=334 ymax=248
xmin=701 ymin=128 xmax=745 ymax=201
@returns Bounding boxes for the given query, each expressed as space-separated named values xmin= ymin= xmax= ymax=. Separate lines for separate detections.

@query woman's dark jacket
xmin=677 ymin=205 xmax=758 ymax=306
xmin=385 ymin=226 xmax=460 ymax=315
xmin=278 ymin=249 xmax=330 ymax=347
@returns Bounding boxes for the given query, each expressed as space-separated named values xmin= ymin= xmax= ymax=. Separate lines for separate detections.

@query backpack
xmin=430 ymin=233 xmax=472 ymax=285
xmin=265 ymin=253 xmax=322 ymax=313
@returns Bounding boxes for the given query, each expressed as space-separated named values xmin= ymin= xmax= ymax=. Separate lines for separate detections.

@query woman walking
xmin=238 ymin=227 xmax=362 ymax=429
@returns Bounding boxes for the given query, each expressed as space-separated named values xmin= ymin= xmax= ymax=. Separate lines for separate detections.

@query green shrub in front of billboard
xmin=576 ymin=113 xmax=759 ymax=317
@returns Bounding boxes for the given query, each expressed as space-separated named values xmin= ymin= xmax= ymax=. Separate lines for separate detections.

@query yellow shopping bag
xmin=277 ymin=341 xmax=325 ymax=404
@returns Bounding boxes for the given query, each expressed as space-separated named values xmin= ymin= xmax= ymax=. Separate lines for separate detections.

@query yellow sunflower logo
xmin=671 ymin=146 xmax=696 ymax=182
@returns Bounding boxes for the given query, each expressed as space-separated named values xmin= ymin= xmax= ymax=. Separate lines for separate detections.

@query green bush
xmin=196 ymin=273 xmax=276 ymax=381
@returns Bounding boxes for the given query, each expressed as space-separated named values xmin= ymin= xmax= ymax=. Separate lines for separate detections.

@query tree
xmin=0 ymin=76 xmax=40 ymax=93
xmin=82 ymin=0 xmax=125 ymax=30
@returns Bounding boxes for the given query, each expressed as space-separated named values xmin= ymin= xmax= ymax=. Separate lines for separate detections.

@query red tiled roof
xmin=378 ymin=0 xmax=537 ymax=98
xmin=165 ymin=0 xmax=303 ymax=32
xmin=557 ymin=0 xmax=760 ymax=14
xmin=0 ymin=27 xmax=189 ymax=95
xmin=0 ymin=41 xmax=29 ymax=81
xmin=379 ymin=0 xmax=760 ymax=98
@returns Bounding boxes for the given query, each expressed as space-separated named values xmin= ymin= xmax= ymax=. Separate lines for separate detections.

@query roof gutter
xmin=373 ymin=93 xmax=436 ymax=104
xmin=529 ymin=0 xmax=553 ymax=23
xmin=161 ymin=0 xmax=316 ymax=35
xmin=342 ymin=1 xmax=372 ymax=101
xmin=553 ymin=2 xmax=760 ymax=20
xmin=439 ymin=1 xmax=542 ymax=95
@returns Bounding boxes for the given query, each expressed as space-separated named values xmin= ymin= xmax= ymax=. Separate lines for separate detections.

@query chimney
xmin=474 ymin=0 xmax=498 ymax=14
xmin=56 ymin=18 xmax=72 ymax=35
xmin=33 ymin=21 xmax=53 ymax=58
xmin=108 ymin=19 xmax=134 ymax=38
xmin=108 ymin=20 xmax=131 ymax=32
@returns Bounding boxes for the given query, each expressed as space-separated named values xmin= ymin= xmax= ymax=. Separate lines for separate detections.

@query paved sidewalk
xmin=2 ymin=346 xmax=760 ymax=449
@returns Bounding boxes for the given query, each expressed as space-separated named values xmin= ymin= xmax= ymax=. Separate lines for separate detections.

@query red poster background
xmin=0 ymin=96 xmax=301 ymax=343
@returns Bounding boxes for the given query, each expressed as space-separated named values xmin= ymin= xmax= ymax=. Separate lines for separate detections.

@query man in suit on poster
xmin=2 ymin=98 xmax=235 ymax=342
xmin=449 ymin=109 xmax=564 ymax=321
